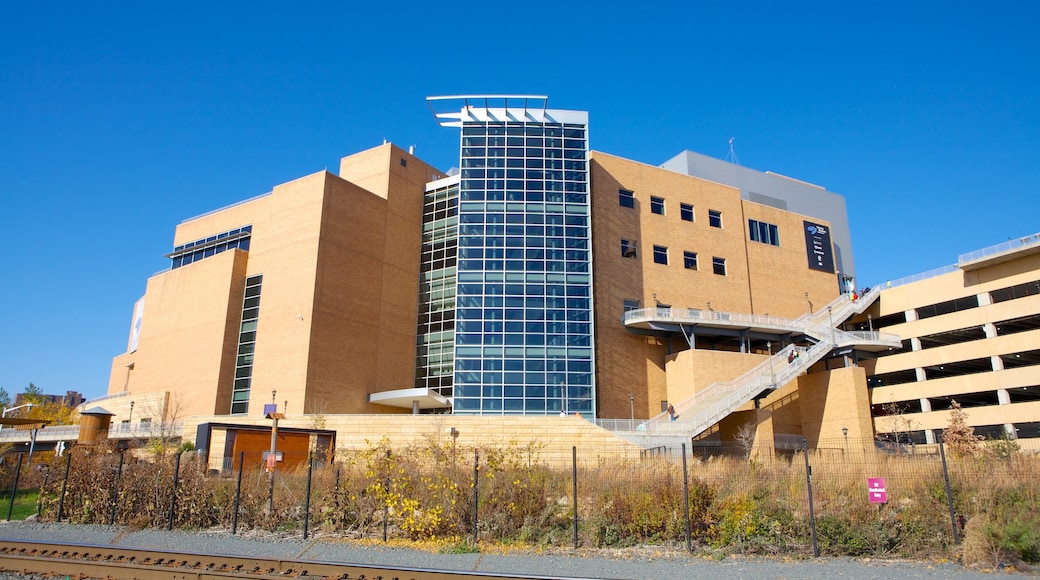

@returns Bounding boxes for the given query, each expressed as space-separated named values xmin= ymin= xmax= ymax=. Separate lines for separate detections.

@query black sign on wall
xmin=804 ymin=221 xmax=835 ymax=273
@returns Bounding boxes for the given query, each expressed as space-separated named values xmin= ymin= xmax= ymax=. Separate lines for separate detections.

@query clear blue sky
xmin=2 ymin=1 xmax=1038 ymax=402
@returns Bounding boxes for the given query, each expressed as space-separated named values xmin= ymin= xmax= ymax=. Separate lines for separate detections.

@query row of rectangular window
xmin=172 ymin=225 xmax=252 ymax=253
xmin=748 ymin=219 xmax=780 ymax=246
xmin=462 ymin=148 xmax=586 ymax=160
xmin=462 ymin=125 xmax=585 ymax=138
xmin=620 ymin=189 xmax=722 ymax=228
xmin=461 ymin=169 xmax=586 ymax=181
xmin=459 ymin=191 xmax=588 ymax=203
xmin=171 ymin=237 xmax=250 ymax=269
xmin=461 ymin=158 xmax=585 ymax=170
xmin=620 ymin=240 xmax=726 ymax=275
xmin=454 ymin=346 xmax=593 ymax=359
xmin=453 ymin=399 xmax=594 ymax=413
xmin=462 ymin=136 xmax=584 ymax=147
xmin=457 ymin=334 xmax=591 ymax=346
xmin=460 ymin=179 xmax=587 ymax=192
xmin=454 ymin=376 xmax=593 ymax=390
xmin=458 ymin=225 xmax=588 ymax=237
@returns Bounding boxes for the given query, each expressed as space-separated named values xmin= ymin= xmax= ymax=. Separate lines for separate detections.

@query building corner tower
xmin=423 ymin=95 xmax=596 ymax=415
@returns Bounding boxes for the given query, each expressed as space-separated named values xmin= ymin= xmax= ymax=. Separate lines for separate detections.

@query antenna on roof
xmin=726 ymin=137 xmax=740 ymax=165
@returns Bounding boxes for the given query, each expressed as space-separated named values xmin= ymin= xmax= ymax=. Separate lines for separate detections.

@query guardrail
xmin=958 ymin=231 xmax=1040 ymax=264
xmin=611 ymin=286 xmax=900 ymax=445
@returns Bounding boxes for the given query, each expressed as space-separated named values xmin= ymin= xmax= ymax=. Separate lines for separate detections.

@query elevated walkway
xmin=611 ymin=287 xmax=899 ymax=450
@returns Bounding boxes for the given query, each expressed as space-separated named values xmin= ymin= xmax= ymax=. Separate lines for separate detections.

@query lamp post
xmin=828 ymin=306 xmax=835 ymax=345
xmin=868 ymin=313 xmax=873 ymax=332
xmin=767 ymin=341 xmax=775 ymax=387
xmin=0 ymin=403 xmax=34 ymax=436
xmin=842 ymin=426 xmax=849 ymax=454
xmin=128 ymin=401 xmax=135 ymax=433
xmin=629 ymin=394 xmax=635 ymax=424
xmin=266 ymin=390 xmax=281 ymax=515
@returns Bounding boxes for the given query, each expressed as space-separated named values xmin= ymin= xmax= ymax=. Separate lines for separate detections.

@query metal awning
xmin=369 ymin=388 xmax=451 ymax=411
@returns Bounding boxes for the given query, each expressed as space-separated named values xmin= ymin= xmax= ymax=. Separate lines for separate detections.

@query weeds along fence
xmin=2 ymin=436 xmax=1038 ymax=563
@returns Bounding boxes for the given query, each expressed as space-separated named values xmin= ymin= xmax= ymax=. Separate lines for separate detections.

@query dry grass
xmin=16 ymin=439 xmax=1039 ymax=563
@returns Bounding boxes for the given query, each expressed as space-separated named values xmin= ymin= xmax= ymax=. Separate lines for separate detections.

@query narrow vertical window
xmin=231 ymin=274 xmax=263 ymax=414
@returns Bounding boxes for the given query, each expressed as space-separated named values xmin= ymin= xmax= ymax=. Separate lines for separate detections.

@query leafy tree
xmin=22 ymin=382 xmax=45 ymax=405
xmin=0 ymin=387 xmax=10 ymax=409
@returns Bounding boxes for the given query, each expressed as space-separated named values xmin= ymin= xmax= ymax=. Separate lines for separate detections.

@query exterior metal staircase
xmin=609 ymin=287 xmax=899 ymax=450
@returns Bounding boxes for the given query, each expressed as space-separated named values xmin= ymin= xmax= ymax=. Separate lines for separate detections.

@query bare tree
xmin=735 ymin=422 xmax=757 ymax=460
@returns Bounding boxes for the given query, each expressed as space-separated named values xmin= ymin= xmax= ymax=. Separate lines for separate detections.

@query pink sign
xmin=868 ymin=477 xmax=887 ymax=503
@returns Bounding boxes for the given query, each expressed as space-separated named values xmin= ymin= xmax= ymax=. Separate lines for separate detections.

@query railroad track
xmin=0 ymin=539 xmax=577 ymax=580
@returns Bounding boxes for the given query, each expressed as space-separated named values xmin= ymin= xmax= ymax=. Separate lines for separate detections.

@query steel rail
xmin=0 ymin=538 xmax=580 ymax=580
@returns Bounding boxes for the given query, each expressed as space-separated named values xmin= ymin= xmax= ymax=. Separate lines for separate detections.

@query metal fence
xmin=2 ymin=436 xmax=1036 ymax=558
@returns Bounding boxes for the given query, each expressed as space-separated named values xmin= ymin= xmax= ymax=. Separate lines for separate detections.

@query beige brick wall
xmin=120 ymin=250 xmax=247 ymax=418
xmin=590 ymin=152 xmax=840 ymax=420
xmin=184 ymin=414 xmax=644 ymax=467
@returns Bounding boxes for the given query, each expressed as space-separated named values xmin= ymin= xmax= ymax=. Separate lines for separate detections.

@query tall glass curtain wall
xmin=452 ymin=121 xmax=595 ymax=414
xmin=415 ymin=182 xmax=460 ymax=397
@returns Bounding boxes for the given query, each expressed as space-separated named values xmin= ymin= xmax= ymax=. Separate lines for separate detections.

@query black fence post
xmin=167 ymin=452 xmax=181 ymax=531
xmin=681 ymin=443 xmax=691 ymax=552
xmin=36 ymin=467 xmax=50 ymax=518
xmin=937 ymin=435 xmax=960 ymax=543
xmin=56 ymin=450 xmax=72 ymax=522
xmin=303 ymin=451 xmax=314 ymax=540
xmin=801 ymin=438 xmax=819 ymax=557
xmin=472 ymin=449 xmax=479 ymax=545
xmin=382 ymin=473 xmax=389 ymax=542
xmin=109 ymin=451 xmax=125 ymax=525
xmin=571 ymin=446 xmax=578 ymax=549
xmin=232 ymin=452 xmax=244 ymax=535
xmin=6 ymin=454 xmax=24 ymax=521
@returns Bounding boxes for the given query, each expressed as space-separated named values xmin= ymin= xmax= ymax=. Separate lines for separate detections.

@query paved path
xmin=0 ymin=522 xmax=1015 ymax=579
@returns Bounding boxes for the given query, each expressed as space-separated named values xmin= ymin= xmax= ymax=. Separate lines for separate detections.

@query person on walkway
xmin=667 ymin=403 xmax=677 ymax=421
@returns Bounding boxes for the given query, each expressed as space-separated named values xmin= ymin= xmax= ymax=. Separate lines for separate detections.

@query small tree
xmin=942 ymin=400 xmax=983 ymax=457
xmin=735 ymin=422 xmax=757 ymax=461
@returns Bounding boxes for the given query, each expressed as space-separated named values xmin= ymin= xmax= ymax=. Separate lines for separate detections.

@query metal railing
xmin=610 ymin=287 xmax=900 ymax=447
xmin=958 ymin=231 xmax=1040 ymax=265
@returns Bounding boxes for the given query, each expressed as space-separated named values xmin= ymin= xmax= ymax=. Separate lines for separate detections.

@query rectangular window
xmin=653 ymin=245 xmax=668 ymax=265
xmin=709 ymin=210 xmax=723 ymax=228
xmin=621 ymin=239 xmax=637 ymax=258
xmin=712 ymin=257 xmax=726 ymax=275
xmin=623 ymin=299 xmax=640 ymax=312
xmin=748 ymin=219 xmax=780 ymax=246
xmin=680 ymin=203 xmax=694 ymax=222
xmin=650 ymin=196 xmax=665 ymax=215
xmin=619 ymin=189 xmax=635 ymax=208
xmin=683 ymin=251 xmax=698 ymax=270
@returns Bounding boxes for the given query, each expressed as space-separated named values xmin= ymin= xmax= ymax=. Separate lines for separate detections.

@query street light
xmin=767 ymin=341 xmax=774 ymax=387
xmin=842 ymin=426 xmax=849 ymax=453
xmin=629 ymin=394 xmax=635 ymax=423
xmin=0 ymin=403 xmax=34 ymax=436
xmin=128 ymin=401 xmax=135 ymax=433
xmin=828 ymin=306 xmax=835 ymax=345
